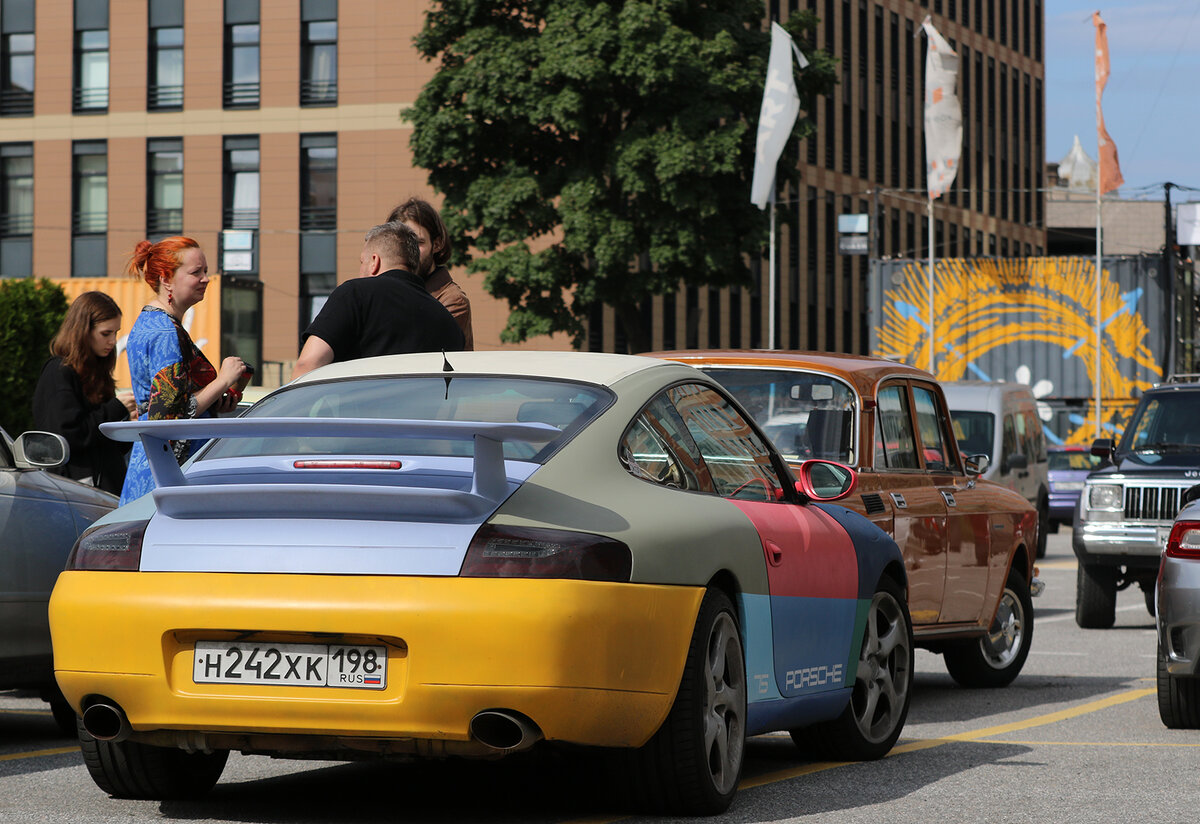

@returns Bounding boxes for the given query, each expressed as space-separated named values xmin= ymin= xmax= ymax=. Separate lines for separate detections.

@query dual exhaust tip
xmin=81 ymin=701 xmax=542 ymax=754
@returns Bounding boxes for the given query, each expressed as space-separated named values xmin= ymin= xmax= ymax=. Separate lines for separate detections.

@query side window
xmin=667 ymin=383 xmax=781 ymax=502
xmin=912 ymin=386 xmax=951 ymax=471
xmin=619 ymin=394 xmax=712 ymax=492
xmin=1023 ymin=410 xmax=1045 ymax=461
xmin=876 ymin=385 xmax=919 ymax=469
xmin=1002 ymin=415 xmax=1018 ymax=470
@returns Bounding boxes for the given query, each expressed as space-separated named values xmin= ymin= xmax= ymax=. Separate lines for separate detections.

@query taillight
xmin=66 ymin=520 xmax=149 ymax=571
xmin=1166 ymin=520 xmax=1200 ymax=560
xmin=461 ymin=524 xmax=632 ymax=582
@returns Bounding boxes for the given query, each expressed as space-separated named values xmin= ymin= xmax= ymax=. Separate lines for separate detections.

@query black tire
xmin=624 ymin=588 xmax=746 ymax=816
xmin=1075 ymin=562 xmax=1117 ymax=629
xmin=1036 ymin=496 xmax=1049 ymax=559
xmin=77 ymin=718 xmax=228 ymax=799
xmin=1157 ymin=641 xmax=1200 ymax=728
xmin=944 ymin=566 xmax=1034 ymax=688
xmin=790 ymin=576 xmax=913 ymax=760
xmin=1144 ymin=585 xmax=1157 ymax=618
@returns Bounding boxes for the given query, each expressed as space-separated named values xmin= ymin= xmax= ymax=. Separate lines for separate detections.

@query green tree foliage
xmin=0 ymin=278 xmax=68 ymax=434
xmin=407 ymin=2 xmax=836 ymax=352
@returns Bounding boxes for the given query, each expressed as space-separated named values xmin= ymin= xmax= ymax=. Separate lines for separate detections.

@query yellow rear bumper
xmin=50 ymin=572 xmax=703 ymax=750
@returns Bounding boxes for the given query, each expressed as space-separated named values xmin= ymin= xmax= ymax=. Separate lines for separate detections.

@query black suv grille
xmin=1124 ymin=485 xmax=1183 ymax=522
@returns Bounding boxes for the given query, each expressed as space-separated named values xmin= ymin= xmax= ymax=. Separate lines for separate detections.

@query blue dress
xmin=119 ymin=307 xmax=217 ymax=505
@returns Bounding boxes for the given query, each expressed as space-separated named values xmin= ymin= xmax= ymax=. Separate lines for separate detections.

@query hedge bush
xmin=0 ymin=278 xmax=68 ymax=435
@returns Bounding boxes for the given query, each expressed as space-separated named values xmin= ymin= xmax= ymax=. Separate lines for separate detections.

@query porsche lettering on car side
xmin=50 ymin=351 xmax=914 ymax=816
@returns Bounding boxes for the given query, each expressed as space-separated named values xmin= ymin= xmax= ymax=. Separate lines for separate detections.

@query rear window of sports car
xmin=199 ymin=377 xmax=613 ymax=463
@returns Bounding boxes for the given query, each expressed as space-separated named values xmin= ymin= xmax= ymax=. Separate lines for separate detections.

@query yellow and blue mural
xmin=870 ymin=256 xmax=1167 ymax=445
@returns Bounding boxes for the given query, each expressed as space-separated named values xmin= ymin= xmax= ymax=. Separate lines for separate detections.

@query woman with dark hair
xmin=119 ymin=236 xmax=247 ymax=504
xmin=31 ymin=291 xmax=137 ymax=495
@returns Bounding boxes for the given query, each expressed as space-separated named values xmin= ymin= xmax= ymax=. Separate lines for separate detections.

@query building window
xmin=224 ymin=136 xmax=259 ymax=230
xmin=301 ymin=0 xmax=337 ymax=106
xmin=74 ymin=2 xmax=109 ymax=113
xmin=300 ymin=234 xmax=336 ymax=333
xmin=224 ymin=0 xmax=260 ymax=109
xmin=148 ymin=0 xmax=184 ymax=110
xmin=0 ymin=142 xmax=32 ymax=277
xmin=72 ymin=141 xmax=107 ymax=277
xmin=147 ymin=138 xmax=183 ymax=237
xmin=1 ymin=1 xmax=35 ymax=117
xmin=300 ymin=134 xmax=336 ymax=230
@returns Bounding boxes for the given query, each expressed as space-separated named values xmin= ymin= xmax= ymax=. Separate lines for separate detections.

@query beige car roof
xmin=291 ymin=350 xmax=672 ymax=388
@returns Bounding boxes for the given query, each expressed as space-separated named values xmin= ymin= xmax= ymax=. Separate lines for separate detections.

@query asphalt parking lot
xmin=1 ymin=527 xmax=1195 ymax=823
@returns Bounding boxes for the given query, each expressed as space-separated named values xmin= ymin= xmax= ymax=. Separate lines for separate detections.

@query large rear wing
xmin=100 ymin=417 xmax=561 ymax=520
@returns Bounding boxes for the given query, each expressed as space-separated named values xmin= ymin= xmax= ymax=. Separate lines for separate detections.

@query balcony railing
xmin=0 ymin=88 xmax=33 ymax=116
xmin=73 ymin=86 xmax=108 ymax=112
xmin=0 ymin=213 xmax=32 ymax=236
xmin=223 ymin=207 xmax=260 ymax=230
xmin=147 ymin=84 xmax=183 ymax=110
xmin=147 ymin=208 xmax=183 ymax=235
xmin=300 ymin=79 xmax=337 ymax=107
xmin=299 ymin=206 xmax=336 ymax=231
xmin=223 ymin=81 xmax=259 ymax=109
xmin=73 ymin=211 xmax=107 ymax=234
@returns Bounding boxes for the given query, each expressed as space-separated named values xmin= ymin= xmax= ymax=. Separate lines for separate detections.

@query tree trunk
xmin=615 ymin=301 xmax=651 ymax=354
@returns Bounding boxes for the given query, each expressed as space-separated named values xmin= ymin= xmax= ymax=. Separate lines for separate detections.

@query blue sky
xmin=1044 ymin=2 xmax=1200 ymax=198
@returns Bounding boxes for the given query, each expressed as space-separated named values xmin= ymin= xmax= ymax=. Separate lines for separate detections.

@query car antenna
xmin=442 ymin=350 xmax=454 ymax=399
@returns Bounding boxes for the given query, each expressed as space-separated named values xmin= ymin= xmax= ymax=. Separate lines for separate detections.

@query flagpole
xmin=768 ymin=185 xmax=777 ymax=350
xmin=927 ymin=194 xmax=935 ymax=374
xmin=1095 ymin=183 xmax=1102 ymax=440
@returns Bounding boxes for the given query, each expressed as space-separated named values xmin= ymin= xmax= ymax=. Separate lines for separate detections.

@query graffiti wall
xmin=869 ymin=255 xmax=1168 ymax=445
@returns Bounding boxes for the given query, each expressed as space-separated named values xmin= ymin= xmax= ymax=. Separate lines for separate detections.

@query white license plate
xmin=193 ymin=641 xmax=387 ymax=690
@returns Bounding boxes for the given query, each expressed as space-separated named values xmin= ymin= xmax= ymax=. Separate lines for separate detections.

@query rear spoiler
xmin=100 ymin=417 xmax=560 ymax=520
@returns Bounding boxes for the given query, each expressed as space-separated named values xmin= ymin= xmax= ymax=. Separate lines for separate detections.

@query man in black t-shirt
xmin=292 ymin=222 xmax=465 ymax=379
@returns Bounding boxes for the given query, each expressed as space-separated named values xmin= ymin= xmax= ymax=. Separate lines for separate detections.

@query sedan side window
xmin=667 ymin=383 xmax=781 ymax=502
xmin=619 ymin=394 xmax=712 ymax=492
xmin=876 ymin=385 xmax=919 ymax=469
xmin=912 ymin=386 xmax=951 ymax=471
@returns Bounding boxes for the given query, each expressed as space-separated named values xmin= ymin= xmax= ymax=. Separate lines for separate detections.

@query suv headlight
xmin=1088 ymin=484 xmax=1123 ymax=509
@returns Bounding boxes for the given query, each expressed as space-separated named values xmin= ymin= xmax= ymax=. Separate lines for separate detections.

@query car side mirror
xmin=964 ymin=453 xmax=990 ymax=476
xmin=13 ymin=431 xmax=69 ymax=470
xmin=795 ymin=459 xmax=857 ymax=501
xmin=1091 ymin=437 xmax=1114 ymax=460
xmin=1007 ymin=452 xmax=1028 ymax=471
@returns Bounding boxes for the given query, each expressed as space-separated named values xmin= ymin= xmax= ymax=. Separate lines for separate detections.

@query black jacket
xmin=31 ymin=357 xmax=131 ymax=496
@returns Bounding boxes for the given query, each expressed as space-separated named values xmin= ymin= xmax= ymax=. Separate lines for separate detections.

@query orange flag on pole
xmin=1093 ymin=11 xmax=1124 ymax=194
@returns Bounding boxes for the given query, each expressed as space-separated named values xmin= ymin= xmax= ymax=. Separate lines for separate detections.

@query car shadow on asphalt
xmin=158 ymin=748 xmax=626 ymax=824
xmin=905 ymin=671 xmax=1149 ymax=726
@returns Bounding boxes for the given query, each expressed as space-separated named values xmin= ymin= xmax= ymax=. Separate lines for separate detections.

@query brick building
xmin=0 ymin=0 xmax=1046 ymax=375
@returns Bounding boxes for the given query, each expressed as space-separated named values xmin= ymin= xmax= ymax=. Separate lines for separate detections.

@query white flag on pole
xmin=751 ymin=23 xmax=809 ymax=210
xmin=921 ymin=16 xmax=962 ymax=199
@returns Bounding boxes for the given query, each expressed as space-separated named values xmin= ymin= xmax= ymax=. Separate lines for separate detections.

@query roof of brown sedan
xmin=648 ymin=349 xmax=934 ymax=398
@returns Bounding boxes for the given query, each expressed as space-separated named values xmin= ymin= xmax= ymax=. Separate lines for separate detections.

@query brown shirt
xmin=425 ymin=266 xmax=474 ymax=350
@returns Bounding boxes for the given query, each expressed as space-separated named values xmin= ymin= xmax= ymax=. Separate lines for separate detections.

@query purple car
xmin=1047 ymin=445 xmax=1102 ymax=531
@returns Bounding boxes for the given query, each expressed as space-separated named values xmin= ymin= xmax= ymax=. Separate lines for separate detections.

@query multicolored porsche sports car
xmin=652 ymin=350 xmax=1041 ymax=689
xmin=50 ymin=352 xmax=912 ymax=815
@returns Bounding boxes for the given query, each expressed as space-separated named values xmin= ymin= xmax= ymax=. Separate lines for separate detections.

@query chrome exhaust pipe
xmin=468 ymin=710 xmax=542 ymax=753
xmin=81 ymin=702 xmax=132 ymax=743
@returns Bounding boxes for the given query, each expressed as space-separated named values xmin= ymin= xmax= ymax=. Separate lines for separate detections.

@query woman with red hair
xmin=119 ymin=236 xmax=247 ymax=504
xmin=31 ymin=291 xmax=137 ymax=495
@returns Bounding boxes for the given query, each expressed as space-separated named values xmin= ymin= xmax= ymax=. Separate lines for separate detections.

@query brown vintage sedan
xmin=652 ymin=350 xmax=1041 ymax=687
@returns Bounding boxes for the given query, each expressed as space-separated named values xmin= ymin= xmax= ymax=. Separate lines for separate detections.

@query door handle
xmin=764 ymin=540 xmax=784 ymax=566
